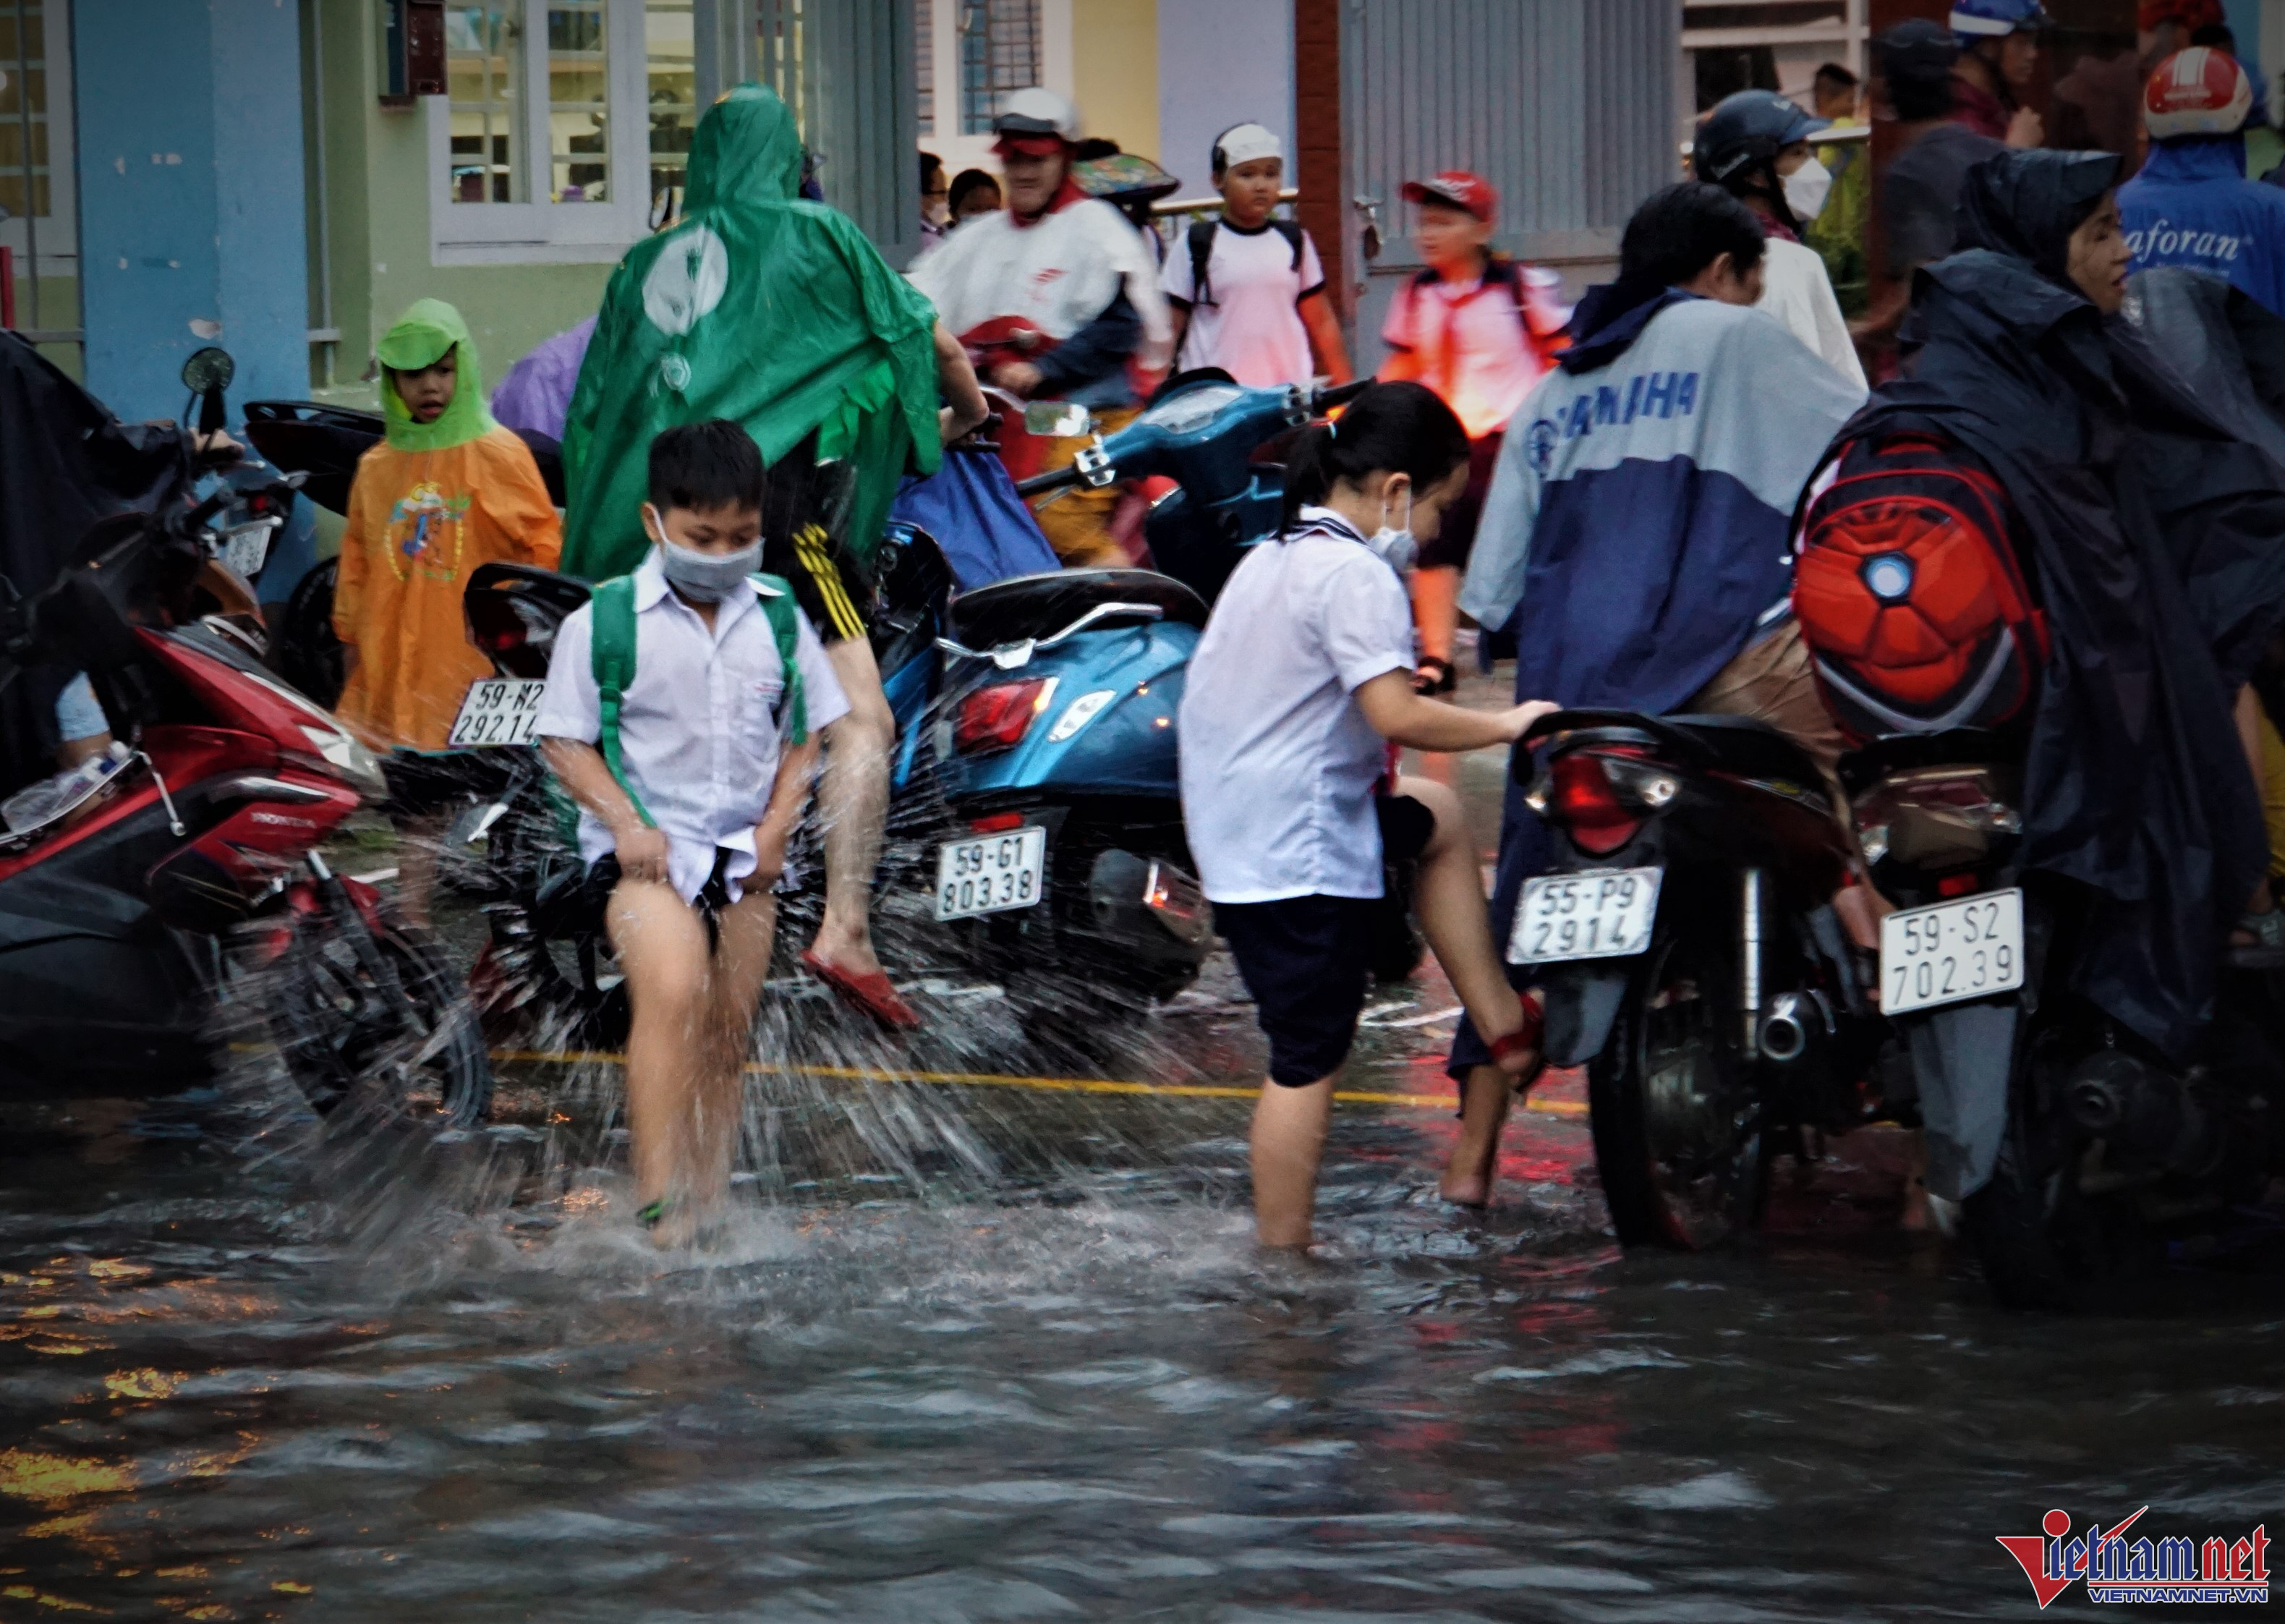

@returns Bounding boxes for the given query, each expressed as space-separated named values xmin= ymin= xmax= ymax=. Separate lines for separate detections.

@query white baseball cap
xmin=1212 ymin=122 xmax=1284 ymax=174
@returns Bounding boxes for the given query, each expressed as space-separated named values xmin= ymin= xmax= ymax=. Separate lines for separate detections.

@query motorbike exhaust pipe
xmin=2064 ymin=1050 xmax=2219 ymax=1176
xmin=1740 ymin=868 xmax=1764 ymax=1060
xmin=1758 ymin=992 xmax=1812 ymax=1063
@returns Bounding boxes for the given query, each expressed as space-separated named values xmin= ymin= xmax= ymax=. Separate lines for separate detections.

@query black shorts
xmin=1214 ymin=794 xmax=1437 ymax=1088
xmin=590 ymin=848 xmax=739 ymax=953
xmin=1415 ymin=432 xmax=1504 ymax=574
xmin=760 ymin=433 xmax=873 ymax=644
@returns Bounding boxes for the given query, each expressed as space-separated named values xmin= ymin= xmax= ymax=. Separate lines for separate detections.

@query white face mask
xmin=1783 ymin=156 xmax=1832 ymax=224
xmin=1366 ymin=485 xmax=1417 ymax=574
xmin=658 ymin=538 xmax=764 ymax=601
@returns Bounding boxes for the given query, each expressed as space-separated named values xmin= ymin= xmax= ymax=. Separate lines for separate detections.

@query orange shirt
xmin=332 ymin=427 xmax=562 ymax=749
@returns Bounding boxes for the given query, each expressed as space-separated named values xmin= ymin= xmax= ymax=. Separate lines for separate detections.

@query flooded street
xmin=2 ymin=679 xmax=2280 ymax=1621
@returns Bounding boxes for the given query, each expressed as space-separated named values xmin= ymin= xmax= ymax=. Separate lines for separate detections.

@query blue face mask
xmin=1366 ymin=487 xmax=1417 ymax=574
xmin=659 ymin=538 xmax=762 ymax=601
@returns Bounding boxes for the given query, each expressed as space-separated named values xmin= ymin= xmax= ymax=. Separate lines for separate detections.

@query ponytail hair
xmin=1278 ymin=381 xmax=1471 ymax=536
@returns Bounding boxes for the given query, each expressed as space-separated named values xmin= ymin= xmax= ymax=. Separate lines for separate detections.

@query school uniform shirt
xmin=1178 ymin=507 xmax=1416 ymax=904
xmin=1379 ymin=262 xmax=1565 ymax=439
xmin=532 ymin=548 xmax=851 ymax=906
xmin=1756 ymin=236 xmax=1868 ymax=388
xmin=1159 ymin=220 xmax=1327 ymax=386
xmin=332 ymin=427 xmax=563 ymax=749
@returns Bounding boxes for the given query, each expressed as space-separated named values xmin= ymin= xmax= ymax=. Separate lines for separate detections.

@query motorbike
xmin=922 ymin=373 xmax=1397 ymax=1017
xmin=1845 ymin=730 xmax=2285 ymax=1308
xmin=1515 ymin=707 xmax=1895 ymax=1248
xmin=0 ymin=422 xmax=490 ymax=1122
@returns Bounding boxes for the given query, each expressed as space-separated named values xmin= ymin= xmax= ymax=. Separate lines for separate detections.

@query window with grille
xmin=916 ymin=0 xmax=934 ymax=137
xmin=644 ymin=0 xmax=694 ymax=226
xmin=0 ymin=0 xmax=51 ymax=221
xmin=956 ymin=0 xmax=1038 ymax=136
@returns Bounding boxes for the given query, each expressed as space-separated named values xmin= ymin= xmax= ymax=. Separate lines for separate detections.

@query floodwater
xmin=3 ymin=675 xmax=2281 ymax=1622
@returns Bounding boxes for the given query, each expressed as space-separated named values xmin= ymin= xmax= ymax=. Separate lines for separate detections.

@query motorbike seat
xmin=948 ymin=568 xmax=1208 ymax=650
xmin=1664 ymin=713 xmax=1831 ymax=789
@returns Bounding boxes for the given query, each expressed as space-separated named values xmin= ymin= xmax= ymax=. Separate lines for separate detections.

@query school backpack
xmin=586 ymin=571 xmax=809 ymax=828
xmin=1792 ymin=431 xmax=2049 ymax=742
xmin=1397 ymin=258 xmax=1573 ymax=371
xmin=1184 ymin=217 xmax=1307 ymax=310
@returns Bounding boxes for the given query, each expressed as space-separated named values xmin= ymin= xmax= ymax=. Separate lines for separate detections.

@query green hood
xmin=378 ymin=298 xmax=498 ymax=453
xmin=684 ymin=82 xmax=805 ymax=211
xmin=560 ymin=85 xmax=943 ymax=582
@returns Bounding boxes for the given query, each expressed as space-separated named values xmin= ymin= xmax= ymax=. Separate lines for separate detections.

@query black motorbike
xmin=1519 ymin=709 xmax=1894 ymax=1248
xmin=1846 ymin=729 xmax=2285 ymax=1308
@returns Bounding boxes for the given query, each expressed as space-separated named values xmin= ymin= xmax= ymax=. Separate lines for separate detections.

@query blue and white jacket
xmin=1460 ymin=284 xmax=1865 ymax=714
xmin=2118 ymin=136 xmax=2285 ymax=318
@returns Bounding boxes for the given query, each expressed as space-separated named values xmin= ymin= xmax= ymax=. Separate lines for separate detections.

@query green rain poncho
xmin=376 ymin=299 xmax=500 ymax=450
xmin=561 ymin=85 xmax=942 ymax=580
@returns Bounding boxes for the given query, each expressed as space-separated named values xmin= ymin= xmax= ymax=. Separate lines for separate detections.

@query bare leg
xmin=1395 ymin=775 xmax=1529 ymax=1058
xmin=1410 ymin=565 xmax=1460 ymax=670
xmin=809 ymin=637 xmax=895 ymax=979
xmin=692 ymin=885 xmax=778 ymax=1215
xmin=1442 ymin=1063 xmax=1515 ymax=1207
xmin=1251 ymin=1075 xmax=1335 ymax=1249
xmin=606 ymin=879 xmax=713 ymax=1238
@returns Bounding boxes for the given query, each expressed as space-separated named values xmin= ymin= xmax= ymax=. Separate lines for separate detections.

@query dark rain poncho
xmin=1848 ymin=150 xmax=2285 ymax=1058
xmin=561 ymin=86 xmax=942 ymax=581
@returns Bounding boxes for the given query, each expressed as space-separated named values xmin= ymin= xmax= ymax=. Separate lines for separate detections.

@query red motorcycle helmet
xmin=1792 ymin=433 xmax=2050 ymax=741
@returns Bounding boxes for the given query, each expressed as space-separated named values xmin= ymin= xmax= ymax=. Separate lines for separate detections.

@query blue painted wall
xmin=74 ymin=0 xmax=309 ymax=425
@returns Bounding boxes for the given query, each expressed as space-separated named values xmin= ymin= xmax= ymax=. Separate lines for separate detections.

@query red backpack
xmin=1792 ymin=432 xmax=2050 ymax=742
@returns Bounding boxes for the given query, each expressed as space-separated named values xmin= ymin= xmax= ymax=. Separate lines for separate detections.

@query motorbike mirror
xmin=1024 ymin=402 xmax=1094 ymax=439
xmin=181 ymin=346 xmax=236 ymax=396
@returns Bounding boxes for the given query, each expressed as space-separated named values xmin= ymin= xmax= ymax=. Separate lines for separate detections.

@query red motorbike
xmin=0 ymin=439 xmax=490 ymax=1121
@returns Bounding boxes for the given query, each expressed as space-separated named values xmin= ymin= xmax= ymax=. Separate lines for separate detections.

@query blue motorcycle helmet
xmin=1693 ymin=89 xmax=1831 ymax=236
xmin=1948 ymin=0 xmax=2051 ymax=35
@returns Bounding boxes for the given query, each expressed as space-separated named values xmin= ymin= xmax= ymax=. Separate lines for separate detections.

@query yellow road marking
xmin=489 ymin=1050 xmax=1591 ymax=1118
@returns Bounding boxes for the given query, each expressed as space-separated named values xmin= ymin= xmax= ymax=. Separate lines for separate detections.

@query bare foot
xmin=805 ymin=918 xmax=885 ymax=982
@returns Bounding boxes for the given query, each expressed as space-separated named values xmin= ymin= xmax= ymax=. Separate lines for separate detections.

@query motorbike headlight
xmin=300 ymin=723 xmax=389 ymax=799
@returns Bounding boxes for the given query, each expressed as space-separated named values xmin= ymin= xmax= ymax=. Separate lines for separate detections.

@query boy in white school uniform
xmin=1159 ymin=123 xmax=1352 ymax=387
xmin=535 ymin=421 xmax=851 ymax=1246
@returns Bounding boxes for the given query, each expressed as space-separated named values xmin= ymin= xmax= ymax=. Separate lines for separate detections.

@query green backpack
xmin=586 ymin=571 xmax=809 ymax=829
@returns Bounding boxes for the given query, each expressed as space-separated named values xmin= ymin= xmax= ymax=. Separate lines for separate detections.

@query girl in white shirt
xmin=1178 ymin=382 xmax=1558 ymax=1249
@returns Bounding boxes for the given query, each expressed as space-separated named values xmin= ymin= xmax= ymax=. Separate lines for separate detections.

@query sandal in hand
xmin=1413 ymin=655 xmax=1458 ymax=696
xmin=1486 ymin=995 xmax=1546 ymax=1089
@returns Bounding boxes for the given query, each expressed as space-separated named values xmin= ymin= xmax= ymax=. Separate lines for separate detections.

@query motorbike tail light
xmin=1853 ymin=766 xmax=2021 ymax=870
xmin=955 ymin=678 xmax=1056 ymax=755
xmin=971 ymin=812 xmax=1026 ymax=834
xmin=1549 ymin=752 xmax=1646 ymax=856
xmin=465 ymin=592 xmax=557 ymax=679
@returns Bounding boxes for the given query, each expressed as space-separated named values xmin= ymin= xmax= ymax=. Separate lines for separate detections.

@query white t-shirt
xmin=1159 ymin=220 xmax=1327 ymax=387
xmin=1178 ymin=509 xmax=1416 ymax=903
xmin=532 ymin=548 xmax=851 ymax=906
xmin=906 ymin=196 xmax=1173 ymax=368
xmin=1756 ymin=237 xmax=1867 ymax=388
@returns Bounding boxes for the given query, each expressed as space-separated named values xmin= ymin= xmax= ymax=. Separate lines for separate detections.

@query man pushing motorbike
xmin=906 ymin=88 xmax=1175 ymax=567
xmin=562 ymin=85 xmax=989 ymax=1030
xmin=1794 ymin=148 xmax=2285 ymax=1063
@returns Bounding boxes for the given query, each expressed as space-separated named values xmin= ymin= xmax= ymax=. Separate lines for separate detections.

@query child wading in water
xmin=534 ymin=422 xmax=850 ymax=1244
xmin=1177 ymin=382 xmax=1556 ymax=1249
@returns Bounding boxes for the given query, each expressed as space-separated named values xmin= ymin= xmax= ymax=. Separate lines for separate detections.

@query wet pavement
xmin=2 ymin=669 xmax=2281 ymax=1620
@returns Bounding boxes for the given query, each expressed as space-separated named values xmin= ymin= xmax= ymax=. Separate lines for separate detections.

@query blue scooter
xmin=913 ymin=374 xmax=1376 ymax=1013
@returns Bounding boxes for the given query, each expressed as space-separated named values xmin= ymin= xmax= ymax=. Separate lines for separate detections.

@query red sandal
xmin=1486 ymin=995 xmax=1546 ymax=1087
xmin=801 ymin=951 xmax=922 ymax=1031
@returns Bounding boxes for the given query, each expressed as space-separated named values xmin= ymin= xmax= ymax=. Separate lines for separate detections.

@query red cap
xmin=2137 ymin=0 xmax=2223 ymax=31
xmin=1401 ymin=171 xmax=1497 ymax=224
xmin=992 ymin=132 xmax=1068 ymax=159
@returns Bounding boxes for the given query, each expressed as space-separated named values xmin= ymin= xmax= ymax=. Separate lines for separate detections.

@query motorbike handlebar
xmin=1015 ymin=464 xmax=1084 ymax=499
xmin=1311 ymin=378 xmax=1374 ymax=412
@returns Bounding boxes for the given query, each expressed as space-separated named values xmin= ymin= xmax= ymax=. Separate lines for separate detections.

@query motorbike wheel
xmin=278 ymin=558 xmax=344 ymax=708
xmin=1588 ymin=926 xmax=1766 ymax=1249
xmin=269 ymin=909 xmax=493 ymax=1127
xmin=1961 ymin=1031 xmax=2119 ymax=1312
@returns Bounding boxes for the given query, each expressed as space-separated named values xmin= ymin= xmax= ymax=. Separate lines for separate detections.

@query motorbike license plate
xmin=448 ymin=677 xmax=548 ymax=748
xmin=1880 ymin=888 xmax=2024 ymax=1015
xmin=1508 ymin=867 xmax=1664 ymax=964
xmin=934 ymin=826 xmax=1048 ymax=922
